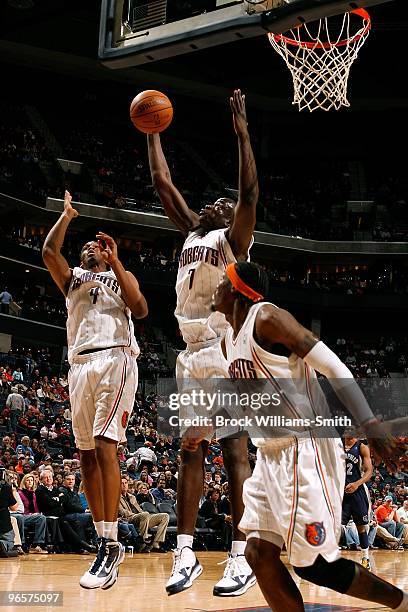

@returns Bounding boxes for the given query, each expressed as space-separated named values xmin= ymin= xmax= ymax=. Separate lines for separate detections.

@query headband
xmin=225 ymin=263 xmax=264 ymax=303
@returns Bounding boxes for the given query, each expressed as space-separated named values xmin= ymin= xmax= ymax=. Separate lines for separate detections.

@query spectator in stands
xmin=12 ymin=368 xmax=24 ymax=383
xmin=134 ymin=441 xmax=157 ymax=472
xmin=16 ymin=437 xmax=34 ymax=460
xmin=36 ymin=470 xmax=93 ymax=554
xmin=11 ymin=477 xmax=48 ymax=554
xmin=58 ymin=473 xmax=95 ymax=545
xmin=151 ymin=473 xmax=170 ymax=504
xmin=0 ymin=470 xmax=19 ymax=557
xmin=199 ymin=482 xmax=211 ymax=509
xmin=135 ymin=482 xmax=155 ymax=506
xmin=397 ymin=499 xmax=408 ymax=524
xmin=199 ymin=488 xmax=232 ymax=551
xmin=118 ymin=476 xmax=168 ymax=552
xmin=6 ymin=387 xmax=25 ymax=432
xmin=375 ymin=495 xmax=405 ymax=539
xmin=0 ymin=287 xmax=12 ymax=314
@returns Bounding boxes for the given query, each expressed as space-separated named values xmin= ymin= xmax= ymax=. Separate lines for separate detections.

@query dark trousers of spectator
xmin=64 ymin=513 xmax=96 ymax=543
xmin=205 ymin=517 xmax=232 ymax=551
xmin=118 ymin=521 xmax=144 ymax=551
xmin=0 ymin=304 xmax=9 ymax=315
xmin=10 ymin=411 xmax=20 ymax=432
xmin=0 ymin=529 xmax=14 ymax=552
xmin=59 ymin=517 xmax=92 ymax=551
xmin=45 ymin=517 xmax=64 ymax=548
xmin=10 ymin=513 xmax=47 ymax=547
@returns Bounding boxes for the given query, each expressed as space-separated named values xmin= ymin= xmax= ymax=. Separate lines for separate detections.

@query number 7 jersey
xmin=66 ymin=267 xmax=140 ymax=364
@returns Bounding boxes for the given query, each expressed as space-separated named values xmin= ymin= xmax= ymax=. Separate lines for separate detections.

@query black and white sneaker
xmin=165 ymin=547 xmax=203 ymax=595
xmin=213 ymin=553 xmax=256 ymax=596
xmin=79 ymin=538 xmax=125 ymax=590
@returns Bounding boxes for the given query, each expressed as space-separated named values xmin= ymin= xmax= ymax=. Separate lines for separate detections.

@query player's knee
xmin=79 ymin=449 xmax=97 ymax=470
xmin=245 ymin=538 xmax=280 ymax=572
xmin=221 ymin=437 xmax=248 ymax=469
xmin=180 ymin=446 xmax=204 ymax=468
xmin=294 ymin=555 xmax=356 ymax=594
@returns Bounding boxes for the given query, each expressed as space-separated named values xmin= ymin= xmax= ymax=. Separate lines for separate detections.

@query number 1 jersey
xmin=66 ymin=267 xmax=140 ymax=364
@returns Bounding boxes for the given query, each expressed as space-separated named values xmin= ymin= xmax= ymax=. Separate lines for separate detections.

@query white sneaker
xmin=79 ymin=538 xmax=125 ymax=590
xmin=213 ymin=553 xmax=256 ymax=597
xmin=165 ymin=547 xmax=203 ymax=595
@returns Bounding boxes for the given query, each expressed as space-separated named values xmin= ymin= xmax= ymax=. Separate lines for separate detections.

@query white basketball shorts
xmin=68 ymin=346 xmax=138 ymax=450
xmin=239 ymin=435 xmax=345 ymax=568
xmin=176 ymin=339 xmax=244 ymax=440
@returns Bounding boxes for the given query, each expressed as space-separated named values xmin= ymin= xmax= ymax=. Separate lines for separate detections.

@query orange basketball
xmin=130 ymin=90 xmax=173 ymax=134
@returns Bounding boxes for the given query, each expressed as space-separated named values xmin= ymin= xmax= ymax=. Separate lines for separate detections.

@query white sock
xmin=94 ymin=521 xmax=104 ymax=538
xmin=177 ymin=534 xmax=194 ymax=550
xmin=231 ymin=540 xmax=246 ymax=556
xmin=361 ymin=548 xmax=369 ymax=558
xmin=103 ymin=521 xmax=118 ymax=541
xmin=394 ymin=591 xmax=408 ymax=611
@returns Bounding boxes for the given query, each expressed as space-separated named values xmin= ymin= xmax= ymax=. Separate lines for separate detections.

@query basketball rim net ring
xmin=268 ymin=8 xmax=371 ymax=112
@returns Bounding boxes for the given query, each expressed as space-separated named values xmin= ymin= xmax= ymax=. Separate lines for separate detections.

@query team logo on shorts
xmin=121 ymin=411 xmax=129 ymax=428
xmin=305 ymin=522 xmax=326 ymax=546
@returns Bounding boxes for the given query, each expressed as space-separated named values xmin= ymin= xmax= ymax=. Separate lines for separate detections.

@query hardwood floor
xmin=1 ymin=550 xmax=407 ymax=612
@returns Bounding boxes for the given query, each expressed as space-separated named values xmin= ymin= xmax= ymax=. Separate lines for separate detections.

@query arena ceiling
xmin=1 ymin=0 xmax=407 ymax=108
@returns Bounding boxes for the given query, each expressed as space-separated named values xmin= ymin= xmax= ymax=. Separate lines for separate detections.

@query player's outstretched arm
xmin=96 ymin=232 xmax=148 ymax=319
xmin=227 ymin=90 xmax=259 ymax=260
xmin=255 ymin=305 xmax=406 ymax=471
xmin=147 ymin=133 xmax=199 ymax=236
xmin=42 ymin=190 xmax=76 ymax=296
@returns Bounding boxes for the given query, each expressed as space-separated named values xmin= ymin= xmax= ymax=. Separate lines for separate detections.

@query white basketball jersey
xmin=175 ymin=228 xmax=243 ymax=345
xmin=224 ymin=302 xmax=331 ymax=446
xmin=66 ymin=267 xmax=140 ymax=364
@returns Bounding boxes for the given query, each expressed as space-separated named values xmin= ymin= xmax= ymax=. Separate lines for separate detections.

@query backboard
xmin=99 ymin=0 xmax=394 ymax=68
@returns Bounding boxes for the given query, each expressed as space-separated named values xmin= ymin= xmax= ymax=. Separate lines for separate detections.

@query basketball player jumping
xmin=342 ymin=432 xmax=373 ymax=570
xmin=147 ymin=90 xmax=258 ymax=596
xmin=43 ymin=191 xmax=147 ymax=590
xmin=202 ymin=260 xmax=407 ymax=612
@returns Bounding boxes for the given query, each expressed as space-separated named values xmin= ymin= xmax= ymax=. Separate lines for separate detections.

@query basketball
xmin=130 ymin=90 xmax=173 ymax=134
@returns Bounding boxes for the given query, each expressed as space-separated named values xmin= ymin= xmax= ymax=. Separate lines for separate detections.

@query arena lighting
xmin=7 ymin=0 xmax=34 ymax=8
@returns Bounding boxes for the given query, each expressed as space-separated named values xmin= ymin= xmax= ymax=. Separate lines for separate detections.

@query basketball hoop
xmin=268 ymin=8 xmax=371 ymax=112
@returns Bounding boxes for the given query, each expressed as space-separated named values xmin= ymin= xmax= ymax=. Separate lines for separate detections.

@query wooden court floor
xmin=1 ymin=550 xmax=407 ymax=612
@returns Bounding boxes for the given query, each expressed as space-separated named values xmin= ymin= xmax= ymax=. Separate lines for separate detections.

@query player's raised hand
xmin=96 ymin=232 xmax=118 ymax=265
xmin=230 ymin=89 xmax=248 ymax=137
xmin=63 ymin=190 xmax=79 ymax=220
xmin=365 ymin=420 xmax=407 ymax=474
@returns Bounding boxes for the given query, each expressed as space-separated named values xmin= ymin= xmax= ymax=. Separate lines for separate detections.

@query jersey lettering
xmin=179 ymin=246 xmax=219 ymax=269
xmin=228 ymin=359 xmax=258 ymax=380
xmin=71 ymin=271 xmax=120 ymax=294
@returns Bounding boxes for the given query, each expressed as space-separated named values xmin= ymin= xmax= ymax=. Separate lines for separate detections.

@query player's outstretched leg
xmin=246 ymin=538 xmax=305 ymax=611
xmin=165 ymin=442 xmax=207 ymax=595
xmin=294 ymin=555 xmax=408 ymax=610
xmin=213 ymin=436 xmax=256 ymax=597
xmin=79 ymin=439 xmax=125 ymax=590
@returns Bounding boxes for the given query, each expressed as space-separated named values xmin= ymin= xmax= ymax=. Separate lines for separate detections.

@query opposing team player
xmin=342 ymin=432 xmax=373 ymax=570
xmin=208 ymin=261 xmax=407 ymax=612
xmin=42 ymin=191 xmax=147 ymax=589
xmin=147 ymin=90 xmax=258 ymax=596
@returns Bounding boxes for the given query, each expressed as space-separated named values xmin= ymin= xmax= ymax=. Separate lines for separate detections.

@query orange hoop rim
xmin=269 ymin=8 xmax=371 ymax=50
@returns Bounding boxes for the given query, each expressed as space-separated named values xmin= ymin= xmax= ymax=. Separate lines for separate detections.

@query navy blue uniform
xmin=341 ymin=441 xmax=370 ymax=526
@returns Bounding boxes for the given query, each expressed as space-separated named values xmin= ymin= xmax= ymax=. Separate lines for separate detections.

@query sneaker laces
xmin=170 ymin=548 xmax=182 ymax=576
xmin=217 ymin=554 xmax=242 ymax=579
xmin=89 ymin=538 xmax=108 ymax=575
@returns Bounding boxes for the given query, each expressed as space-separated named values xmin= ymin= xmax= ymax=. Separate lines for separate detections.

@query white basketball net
xmin=268 ymin=10 xmax=371 ymax=112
